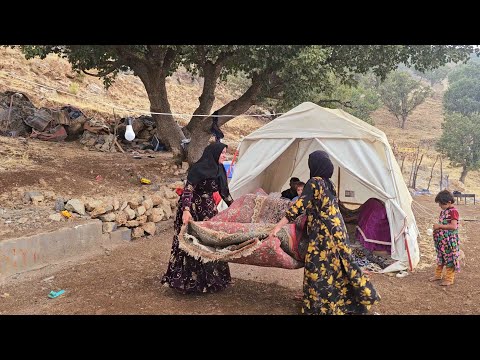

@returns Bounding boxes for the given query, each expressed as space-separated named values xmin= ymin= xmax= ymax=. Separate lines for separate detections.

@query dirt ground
xmin=1 ymin=136 xmax=479 ymax=315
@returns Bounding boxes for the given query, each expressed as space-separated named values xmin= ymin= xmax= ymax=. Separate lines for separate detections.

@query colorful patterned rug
xmin=178 ymin=190 xmax=306 ymax=269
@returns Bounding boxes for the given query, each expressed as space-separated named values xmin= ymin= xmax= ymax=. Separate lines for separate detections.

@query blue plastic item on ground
xmin=48 ymin=290 xmax=65 ymax=299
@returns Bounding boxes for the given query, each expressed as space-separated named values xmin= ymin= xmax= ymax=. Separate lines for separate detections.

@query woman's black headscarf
xmin=308 ymin=150 xmax=335 ymax=194
xmin=187 ymin=142 xmax=229 ymax=198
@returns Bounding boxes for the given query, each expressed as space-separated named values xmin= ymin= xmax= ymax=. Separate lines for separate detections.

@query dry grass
xmin=0 ymin=136 xmax=32 ymax=170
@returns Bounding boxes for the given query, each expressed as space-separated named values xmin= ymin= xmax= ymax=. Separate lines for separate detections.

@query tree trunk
xmin=185 ymin=127 xmax=213 ymax=164
xmin=460 ymin=165 xmax=468 ymax=183
xmin=412 ymin=153 xmax=424 ymax=189
xmin=184 ymin=72 xmax=266 ymax=164
xmin=139 ymin=68 xmax=186 ymax=164
xmin=401 ymin=115 xmax=407 ymax=129
xmin=400 ymin=155 xmax=406 ymax=174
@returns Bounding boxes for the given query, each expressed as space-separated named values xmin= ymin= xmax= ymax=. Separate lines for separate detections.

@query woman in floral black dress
xmin=161 ymin=142 xmax=234 ymax=294
xmin=269 ymin=150 xmax=380 ymax=314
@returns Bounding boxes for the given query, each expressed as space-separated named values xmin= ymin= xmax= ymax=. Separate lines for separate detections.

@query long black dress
xmin=161 ymin=178 xmax=233 ymax=294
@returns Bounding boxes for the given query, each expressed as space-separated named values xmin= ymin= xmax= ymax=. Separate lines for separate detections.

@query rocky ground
xmin=1 ymin=136 xmax=479 ymax=315
xmin=0 ymin=138 xmax=480 ymax=315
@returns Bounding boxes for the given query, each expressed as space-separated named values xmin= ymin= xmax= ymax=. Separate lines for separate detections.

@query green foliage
xmin=437 ymin=112 xmax=480 ymax=172
xmin=448 ymin=61 xmax=480 ymax=84
xmin=378 ymin=71 xmax=433 ymax=128
xmin=412 ymin=65 xmax=452 ymax=86
xmin=318 ymin=73 xmax=381 ymax=125
xmin=444 ymin=63 xmax=480 ymax=115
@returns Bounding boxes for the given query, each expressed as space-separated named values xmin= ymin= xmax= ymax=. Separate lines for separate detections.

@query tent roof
xmin=244 ymin=102 xmax=388 ymax=142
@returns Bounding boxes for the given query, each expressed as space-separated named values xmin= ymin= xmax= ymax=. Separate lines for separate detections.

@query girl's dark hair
xmin=295 ymin=181 xmax=305 ymax=190
xmin=435 ymin=190 xmax=455 ymax=205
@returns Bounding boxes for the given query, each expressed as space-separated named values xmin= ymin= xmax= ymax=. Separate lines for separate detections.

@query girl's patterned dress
xmin=161 ymin=178 xmax=233 ymax=294
xmin=285 ymin=177 xmax=380 ymax=315
xmin=434 ymin=206 xmax=460 ymax=271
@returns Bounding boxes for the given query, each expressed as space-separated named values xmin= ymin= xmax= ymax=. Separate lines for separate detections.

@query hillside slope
xmin=1 ymin=46 xmax=479 ymax=194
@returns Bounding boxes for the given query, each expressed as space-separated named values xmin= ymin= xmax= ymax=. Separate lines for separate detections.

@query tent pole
xmin=404 ymin=233 xmax=413 ymax=271
xmin=337 ymin=167 xmax=341 ymax=197
xmin=396 ymin=218 xmax=413 ymax=271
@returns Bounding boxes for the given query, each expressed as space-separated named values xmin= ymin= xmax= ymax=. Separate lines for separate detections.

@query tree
xmin=412 ymin=65 xmax=452 ymax=86
xmin=444 ymin=63 xmax=480 ymax=115
xmin=317 ymin=73 xmax=381 ymax=125
xmin=378 ymin=71 xmax=433 ymax=129
xmin=436 ymin=112 xmax=480 ymax=183
xmin=17 ymin=45 xmax=476 ymax=163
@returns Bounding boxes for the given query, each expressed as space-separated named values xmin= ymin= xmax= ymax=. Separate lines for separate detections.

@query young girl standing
xmin=430 ymin=190 xmax=461 ymax=286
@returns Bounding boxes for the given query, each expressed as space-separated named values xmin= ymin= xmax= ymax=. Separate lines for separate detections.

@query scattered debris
xmin=140 ymin=178 xmax=151 ymax=185
xmin=48 ymin=290 xmax=65 ymax=299
xmin=61 ymin=210 xmax=72 ymax=219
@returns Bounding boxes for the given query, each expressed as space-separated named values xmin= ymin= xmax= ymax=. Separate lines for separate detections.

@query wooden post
xmin=409 ymin=147 xmax=419 ymax=188
xmin=427 ymin=155 xmax=439 ymax=191
xmin=412 ymin=153 xmax=424 ymax=189
xmin=112 ymin=108 xmax=125 ymax=153
xmin=439 ymin=156 xmax=443 ymax=190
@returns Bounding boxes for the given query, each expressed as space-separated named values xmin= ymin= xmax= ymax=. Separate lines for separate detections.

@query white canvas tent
xmin=229 ymin=102 xmax=420 ymax=272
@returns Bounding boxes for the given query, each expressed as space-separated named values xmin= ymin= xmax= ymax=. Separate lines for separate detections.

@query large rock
xmin=158 ymin=199 xmax=173 ymax=219
xmin=141 ymin=222 xmax=156 ymax=235
xmin=115 ymin=211 xmax=128 ymax=226
xmin=102 ymin=222 xmax=117 ymax=233
xmin=99 ymin=212 xmax=116 ymax=222
xmin=120 ymin=201 xmax=128 ymax=211
xmin=151 ymin=194 xmax=163 ymax=206
xmin=90 ymin=205 xmax=113 ymax=218
xmin=147 ymin=207 xmax=164 ymax=223
xmin=135 ymin=205 xmax=146 ymax=217
xmin=54 ymin=198 xmax=65 ymax=211
xmin=112 ymin=198 xmax=120 ymax=211
xmin=132 ymin=227 xmax=144 ymax=238
xmin=85 ymin=199 xmax=104 ymax=212
xmin=126 ymin=220 xmax=140 ymax=228
xmin=65 ymin=199 xmax=85 ymax=215
xmin=136 ymin=215 xmax=147 ymax=224
xmin=142 ymin=198 xmax=153 ymax=210
xmin=124 ymin=206 xmax=136 ymax=220
xmin=24 ymin=191 xmax=42 ymax=203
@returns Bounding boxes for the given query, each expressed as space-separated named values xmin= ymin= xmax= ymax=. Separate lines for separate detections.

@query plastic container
xmin=223 ymin=161 xmax=235 ymax=179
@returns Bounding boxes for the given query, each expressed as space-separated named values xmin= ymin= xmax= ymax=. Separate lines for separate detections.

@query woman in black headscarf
xmin=269 ymin=150 xmax=380 ymax=314
xmin=161 ymin=142 xmax=234 ymax=294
